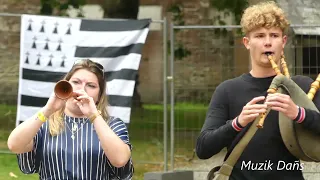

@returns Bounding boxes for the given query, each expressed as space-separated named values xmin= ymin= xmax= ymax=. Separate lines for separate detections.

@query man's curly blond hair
xmin=240 ymin=1 xmax=290 ymax=35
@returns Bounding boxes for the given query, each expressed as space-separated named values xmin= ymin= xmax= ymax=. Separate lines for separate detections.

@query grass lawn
xmin=0 ymin=103 xmax=207 ymax=179
xmin=0 ymin=153 xmax=38 ymax=180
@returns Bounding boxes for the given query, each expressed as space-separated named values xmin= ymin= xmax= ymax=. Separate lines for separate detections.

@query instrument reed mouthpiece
xmin=264 ymin=52 xmax=273 ymax=56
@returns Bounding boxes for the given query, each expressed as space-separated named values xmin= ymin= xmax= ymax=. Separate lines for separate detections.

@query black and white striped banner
xmin=16 ymin=14 xmax=150 ymax=125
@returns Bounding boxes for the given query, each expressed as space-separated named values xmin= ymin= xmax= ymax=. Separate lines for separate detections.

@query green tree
xmin=40 ymin=0 xmax=143 ymax=108
xmin=167 ymin=2 xmax=192 ymax=60
xmin=210 ymin=0 xmax=248 ymax=24
xmin=40 ymin=0 xmax=86 ymax=16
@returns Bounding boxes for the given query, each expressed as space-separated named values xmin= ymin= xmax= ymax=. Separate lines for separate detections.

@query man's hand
xmin=265 ymin=93 xmax=299 ymax=120
xmin=238 ymin=96 xmax=268 ymax=127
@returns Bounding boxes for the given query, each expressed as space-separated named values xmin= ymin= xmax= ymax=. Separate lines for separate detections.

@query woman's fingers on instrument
xmin=77 ymin=95 xmax=93 ymax=102
xmin=76 ymin=102 xmax=84 ymax=108
xmin=76 ymin=95 xmax=88 ymax=99
xmin=72 ymin=92 xmax=82 ymax=99
xmin=73 ymin=89 xmax=88 ymax=96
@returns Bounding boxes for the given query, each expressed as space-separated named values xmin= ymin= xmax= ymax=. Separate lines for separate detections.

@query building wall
xmin=0 ymin=0 xmax=238 ymax=105
xmin=0 ymin=0 xmax=41 ymax=103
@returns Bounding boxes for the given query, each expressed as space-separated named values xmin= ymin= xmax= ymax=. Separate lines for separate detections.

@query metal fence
xmin=1 ymin=11 xmax=320 ymax=179
xmin=0 ymin=12 xmax=171 ymax=174
xmin=169 ymin=23 xmax=320 ymax=179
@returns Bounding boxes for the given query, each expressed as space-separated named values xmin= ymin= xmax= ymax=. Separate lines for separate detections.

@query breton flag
xmin=16 ymin=14 xmax=150 ymax=126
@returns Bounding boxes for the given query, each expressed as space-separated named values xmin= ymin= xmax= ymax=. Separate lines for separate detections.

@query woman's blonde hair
xmin=240 ymin=1 xmax=290 ymax=35
xmin=49 ymin=59 xmax=109 ymax=136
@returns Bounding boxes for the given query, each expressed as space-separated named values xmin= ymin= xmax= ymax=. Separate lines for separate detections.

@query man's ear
xmin=243 ymin=36 xmax=250 ymax=50
xmin=282 ymin=35 xmax=288 ymax=49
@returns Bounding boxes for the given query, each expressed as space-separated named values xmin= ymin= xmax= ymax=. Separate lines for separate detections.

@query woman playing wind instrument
xmin=7 ymin=59 xmax=134 ymax=180
xmin=196 ymin=1 xmax=320 ymax=180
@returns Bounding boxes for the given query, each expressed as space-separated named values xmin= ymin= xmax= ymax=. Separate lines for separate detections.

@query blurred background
xmin=1 ymin=0 xmax=320 ymax=179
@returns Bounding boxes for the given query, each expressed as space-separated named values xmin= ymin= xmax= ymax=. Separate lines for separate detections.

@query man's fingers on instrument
xmin=266 ymin=101 xmax=288 ymax=109
xmin=246 ymin=113 xmax=260 ymax=119
xmin=267 ymin=93 xmax=290 ymax=100
xmin=270 ymin=106 xmax=285 ymax=113
xmin=243 ymin=109 xmax=266 ymax=115
xmin=252 ymin=104 xmax=268 ymax=109
xmin=269 ymin=92 xmax=289 ymax=97
xmin=266 ymin=96 xmax=290 ymax=104
xmin=244 ymin=104 xmax=267 ymax=110
xmin=246 ymin=96 xmax=265 ymax=105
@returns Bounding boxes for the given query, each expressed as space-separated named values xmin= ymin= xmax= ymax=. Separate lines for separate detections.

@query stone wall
xmin=0 ymin=0 xmax=41 ymax=104
xmin=0 ymin=0 xmax=238 ymax=105
xmin=168 ymin=0 xmax=237 ymax=103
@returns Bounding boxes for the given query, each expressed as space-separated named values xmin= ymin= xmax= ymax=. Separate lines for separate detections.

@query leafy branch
xmin=167 ymin=2 xmax=191 ymax=60
xmin=210 ymin=0 xmax=248 ymax=36
xmin=210 ymin=0 xmax=248 ymax=24
xmin=40 ymin=0 xmax=86 ymax=16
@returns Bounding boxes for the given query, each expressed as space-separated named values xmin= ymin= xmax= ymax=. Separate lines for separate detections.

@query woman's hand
xmin=73 ymin=90 xmax=98 ymax=117
xmin=43 ymin=92 xmax=67 ymax=117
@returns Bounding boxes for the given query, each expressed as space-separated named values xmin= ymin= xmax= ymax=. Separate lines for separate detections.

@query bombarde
xmin=54 ymin=80 xmax=73 ymax=100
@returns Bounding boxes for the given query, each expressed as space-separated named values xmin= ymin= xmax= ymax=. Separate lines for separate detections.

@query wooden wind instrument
xmin=256 ymin=53 xmax=280 ymax=128
xmin=280 ymin=52 xmax=290 ymax=78
xmin=268 ymin=53 xmax=282 ymax=76
xmin=256 ymin=53 xmax=320 ymax=128
xmin=256 ymin=87 xmax=277 ymax=128
xmin=307 ymin=74 xmax=320 ymax=100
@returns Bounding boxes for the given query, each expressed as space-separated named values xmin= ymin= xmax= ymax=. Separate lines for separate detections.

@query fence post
xmin=163 ymin=17 xmax=168 ymax=172
xmin=169 ymin=22 xmax=175 ymax=171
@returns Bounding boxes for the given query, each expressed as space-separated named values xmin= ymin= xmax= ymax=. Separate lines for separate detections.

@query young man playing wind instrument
xmin=196 ymin=1 xmax=320 ymax=180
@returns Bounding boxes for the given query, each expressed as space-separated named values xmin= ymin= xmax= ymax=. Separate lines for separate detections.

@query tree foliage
xmin=166 ymin=2 xmax=192 ymax=60
xmin=210 ymin=0 xmax=248 ymax=24
xmin=40 ymin=0 xmax=86 ymax=16
xmin=209 ymin=0 xmax=248 ymax=36
xmin=40 ymin=0 xmax=139 ymax=19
